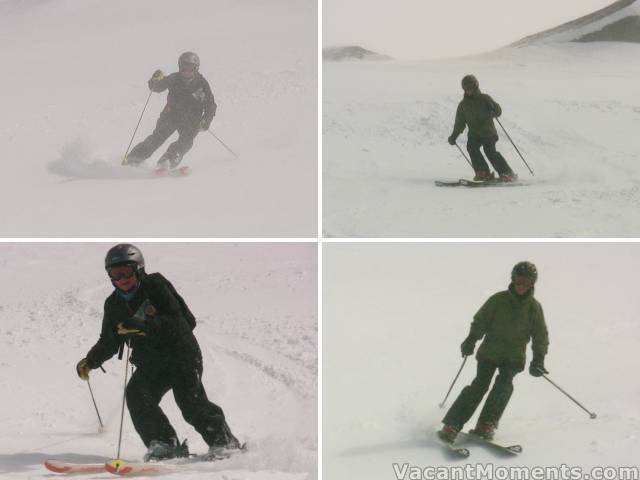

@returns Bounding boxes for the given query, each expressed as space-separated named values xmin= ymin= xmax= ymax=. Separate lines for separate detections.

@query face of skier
xmin=108 ymin=265 xmax=138 ymax=292
xmin=512 ymin=276 xmax=534 ymax=296
xmin=179 ymin=63 xmax=196 ymax=80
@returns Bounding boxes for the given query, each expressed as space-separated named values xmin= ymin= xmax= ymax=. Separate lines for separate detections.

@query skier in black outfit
xmin=125 ymin=52 xmax=216 ymax=169
xmin=76 ymin=244 xmax=240 ymax=461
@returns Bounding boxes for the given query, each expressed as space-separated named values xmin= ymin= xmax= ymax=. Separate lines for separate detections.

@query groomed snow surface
xmin=324 ymin=243 xmax=640 ymax=480
xmin=0 ymin=243 xmax=317 ymax=479
xmin=0 ymin=0 xmax=317 ymax=237
xmin=323 ymin=42 xmax=640 ymax=237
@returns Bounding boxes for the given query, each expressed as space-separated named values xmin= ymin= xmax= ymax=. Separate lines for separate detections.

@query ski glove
xmin=151 ymin=70 xmax=164 ymax=80
xmin=460 ymin=335 xmax=476 ymax=357
xmin=200 ymin=118 xmax=212 ymax=132
xmin=117 ymin=322 xmax=146 ymax=337
xmin=448 ymin=135 xmax=458 ymax=146
xmin=529 ymin=359 xmax=548 ymax=377
xmin=76 ymin=358 xmax=91 ymax=381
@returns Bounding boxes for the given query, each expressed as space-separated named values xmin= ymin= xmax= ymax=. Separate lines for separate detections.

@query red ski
xmin=44 ymin=459 xmax=107 ymax=474
xmin=105 ymin=459 xmax=180 ymax=476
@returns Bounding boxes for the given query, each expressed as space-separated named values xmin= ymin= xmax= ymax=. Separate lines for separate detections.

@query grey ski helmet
xmin=105 ymin=244 xmax=145 ymax=273
xmin=461 ymin=74 xmax=479 ymax=91
xmin=511 ymin=261 xmax=537 ymax=283
xmin=178 ymin=51 xmax=200 ymax=71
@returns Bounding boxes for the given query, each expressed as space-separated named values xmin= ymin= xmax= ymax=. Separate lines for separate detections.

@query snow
xmin=323 ymin=243 xmax=640 ymax=479
xmin=0 ymin=0 xmax=317 ymax=237
xmin=0 ymin=243 xmax=317 ymax=479
xmin=323 ymin=41 xmax=640 ymax=237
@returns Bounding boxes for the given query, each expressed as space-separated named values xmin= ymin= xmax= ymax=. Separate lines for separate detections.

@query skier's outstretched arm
xmin=448 ymin=103 xmax=466 ymax=144
xmin=77 ymin=300 xmax=122 ymax=379
xmin=148 ymin=70 xmax=171 ymax=93
xmin=200 ymin=79 xmax=217 ymax=131
xmin=461 ymin=295 xmax=495 ymax=356
xmin=487 ymin=95 xmax=502 ymax=118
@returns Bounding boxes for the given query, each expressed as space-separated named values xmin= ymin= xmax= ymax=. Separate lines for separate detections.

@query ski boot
xmin=499 ymin=172 xmax=518 ymax=183
xmin=203 ymin=422 xmax=243 ymax=461
xmin=143 ymin=437 xmax=189 ymax=462
xmin=473 ymin=171 xmax=495 ymax=182
xmin=437 ymin=424 xmax=460 ymax=444
xmin=470 ymin=421 xmax=495 ymax=441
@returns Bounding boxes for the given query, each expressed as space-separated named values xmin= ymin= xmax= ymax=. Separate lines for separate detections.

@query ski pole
xmin=206 ymin=129 xmax=239 ymax=159
xmin=439 ymin=356 xmax=468 ymax=408
xmin=122 ymin=90 xmax=153 ymax=165
xmin=116 ymin=342 xmax=131 ymax=459
xmin=86 ymin=378 xmax=104 ymax=431
xmin=537 ymin=369 xmax=597 ymax=419
xmin=495 ymin=117 xmax=534 ymax=176
xmin=454 ymin=142 xmax=473 ymax=170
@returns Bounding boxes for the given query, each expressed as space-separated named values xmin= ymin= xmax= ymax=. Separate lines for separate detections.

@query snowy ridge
xmin=0 ymin=244 xmax=317 ymax=479
xmin=323 ymin=46 xmax=393 ymax=62
xmin=511 ymin=0 xmax=640 ymax=45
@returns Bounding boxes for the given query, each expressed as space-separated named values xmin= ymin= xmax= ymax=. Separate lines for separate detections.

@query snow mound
xmin=511 ymin=0 xmax=640 ymax=46
xmin=47 ymin=139 xmax=152 ymax=180
xmin=323 ymin=46 xmax=392 ymax=62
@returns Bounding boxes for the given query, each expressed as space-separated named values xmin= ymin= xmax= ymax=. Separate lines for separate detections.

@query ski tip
xmin=105 ymin=459 xmax=132 ymax=475
xmin=44 ymin=460 xmax=71 ymax=473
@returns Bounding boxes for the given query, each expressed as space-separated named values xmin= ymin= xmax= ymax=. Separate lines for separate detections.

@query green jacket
xmin=452 ymin=91 xmax=501 ymax=139
xmin=468 ymin=285 xmax=549 ymax=368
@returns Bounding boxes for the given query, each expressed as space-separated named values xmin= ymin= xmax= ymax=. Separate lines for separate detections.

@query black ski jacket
xmin=85 ymin=273 xmax=200 ymax=370
xmin=149 ymin=72 xmax=216 ymax=126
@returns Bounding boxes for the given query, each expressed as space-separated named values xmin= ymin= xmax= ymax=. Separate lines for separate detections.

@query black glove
xmin=151 ymin=69 xmax=164 ymax=80
xmin=448 ymin=134 xmax=457 ymax=146
xmin=200 ymin=117 xmax=212 ymax=131
xmin=529 ymin=357 xmax=548 ymax=377
xmin=76 ymin=358 xmax=90 ymax=380
xmin=460 ymin=336 xmax=476 ymax=357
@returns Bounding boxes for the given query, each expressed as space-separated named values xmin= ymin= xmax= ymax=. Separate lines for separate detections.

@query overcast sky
xmin=323 ymin=0 xmax=617 ymax=60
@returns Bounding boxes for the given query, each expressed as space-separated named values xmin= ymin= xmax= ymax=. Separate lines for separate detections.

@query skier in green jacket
xmin=448 ymin=75 xmax=517 ymax=182
xmin=438 ymin=261 xmax=549 ymax=443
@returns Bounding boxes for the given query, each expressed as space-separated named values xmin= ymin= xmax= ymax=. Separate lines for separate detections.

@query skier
xmin=447 ymin=75 xmax=517 ymax=182
xmin=438 ymin=261 xmax=549 ymax=443
xmin=124 ymin=52 xmax=216 ymax=170
xmin=76 ymin=244 xmax=241 ymax=461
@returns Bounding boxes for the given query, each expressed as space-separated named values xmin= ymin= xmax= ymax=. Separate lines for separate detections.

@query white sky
xmin=323 ymin=0 xmax=618 ymax=59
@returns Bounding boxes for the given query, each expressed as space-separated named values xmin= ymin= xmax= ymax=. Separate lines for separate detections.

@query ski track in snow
xmin=0 ymin=244 xmax=317 ymax=479
xmin=323 ymin=43 xmax=640 ymax=237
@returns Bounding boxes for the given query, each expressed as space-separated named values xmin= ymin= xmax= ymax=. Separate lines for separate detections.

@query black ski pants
xmin=466 ymin=136 xmax=513 ymax=176
xmin=442 ymin=359 xmax=521 ymax=430
xmin=128 ymin=108 xmax=201 ymax=166
xmin=125 ymin=356 xmax=232 ymax=448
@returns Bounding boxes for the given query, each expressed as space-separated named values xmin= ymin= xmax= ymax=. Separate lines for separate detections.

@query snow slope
xmin=511 ymin=0 xmax=640 ymax=45
xmin=323 ymin=243 xmax=640 ymax=479
xmin=323 ymin=7 xmax=640 ymax=237
xmin=0 ymin=243 xmax=317 ymax=479
xmin=0 ymin=0 xmax=317 ymax=237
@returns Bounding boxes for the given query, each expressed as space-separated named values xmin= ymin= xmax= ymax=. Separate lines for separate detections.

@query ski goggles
xmin=512 ymin=277 xmax=534 ymax=288
xmin=108 ymin=265 xmax=136 ymax=282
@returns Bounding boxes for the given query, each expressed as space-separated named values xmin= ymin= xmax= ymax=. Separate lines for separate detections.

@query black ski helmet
xmin=511 ymin=261 xmax=538 ymax=283
xmin=178 ymin=51 xmax=200 ymax=71
xmin=105 ymin=243 xmax=145 ymax=273
xmin=461 ymin=74 xmax=479 ymax=91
